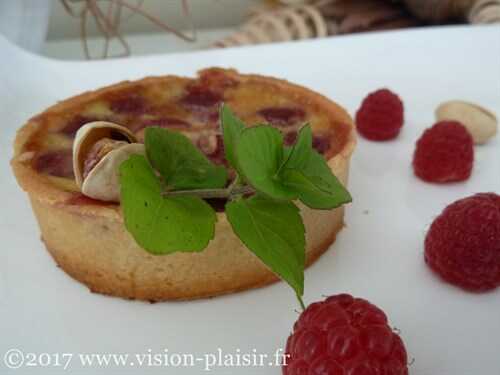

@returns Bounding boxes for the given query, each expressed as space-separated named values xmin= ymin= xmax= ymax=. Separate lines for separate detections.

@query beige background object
xmin=47 ymin=0 xmax=254 ymax=40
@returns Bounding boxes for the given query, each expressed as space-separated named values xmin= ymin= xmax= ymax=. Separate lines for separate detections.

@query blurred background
xmin=0 ymin=0 xmax=498 ymax=60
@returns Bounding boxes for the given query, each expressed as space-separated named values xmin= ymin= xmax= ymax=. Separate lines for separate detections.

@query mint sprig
xmin=119 ymin=104 xmax=352 ymax=307
xmin=236 ymin=126 xmax=296 ymax=200
xmin=220 ymin=105 xmax=245 ymax=174
xmin=145 ymin=127 xmax=227 ymax=190
xmin=120 ymin=154 xmax=216 ymax=254
xmin=279 ymin=126 xmax=352 ymax=209
xmin=226 ymin=194 xmax=305 ymax=307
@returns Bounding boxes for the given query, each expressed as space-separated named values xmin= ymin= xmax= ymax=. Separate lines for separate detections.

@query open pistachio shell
xmin=435 ymin=100 xmax=498 ymax=144
xmin=81 ymin=143 xmax=145 ymax=202
xmin=73 ymin=121 xmax=136 ymax=188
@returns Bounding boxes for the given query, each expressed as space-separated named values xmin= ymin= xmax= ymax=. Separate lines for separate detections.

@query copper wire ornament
xmin=60 ymin=0 xmax=500 ymax=56
xmin=60 ymin=0 xmax=196 ymax=59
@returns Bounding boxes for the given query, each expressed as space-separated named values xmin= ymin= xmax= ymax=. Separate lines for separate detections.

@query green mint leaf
xmin=120 ymin=154 xmax=216 ymax=254
xmin=145 ymin=127 xmax=227 ymax=190
xmin=297 ymin=150 xmax=351 ymax=206
xmin=235 ymin=126 xmax=295 ymax=200
xmin=225 ymin=194 xmax=305 ymax=296
xmin=221 ymin=104 xmax=245 ymax=173
xmin=279 ymin=125 xmax=352 ymax=209
xmin=280 ymin=168 xmax=350 ymax=209
xmin=279 ymin=124 xmax=313 ymax=172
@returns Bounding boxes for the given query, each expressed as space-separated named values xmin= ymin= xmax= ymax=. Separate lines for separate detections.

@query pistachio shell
xmin=435 ymin=100 xmax=498 ymax=144
xmin=73 ymin=121 xmax=136 ymax=187
xmin=82 ymin=143 xmax=145 ymax=202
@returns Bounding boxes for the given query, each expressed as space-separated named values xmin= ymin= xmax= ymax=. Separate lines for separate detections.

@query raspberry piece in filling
xmin=198 ymin=69 xmax=239 ymax=90
xmin=312 ymin=133 xmax=332 ymax=154
xmin=60 ymin=115 xmax=102 ymax=137
xmin=197 ymin=134 xmax=226 ymax=165
xmin=181 ymin=86 xmax=222 ymax=124
xmin=66 ymin=193 xmax=112 ymax=206
xmin=284 ymin=131 xmax=298 ymax=146
xmin=283 ymin=130 xmax=331 ymax=154
xmin=33 ymin=150 xmax=74 ymax=178
xmin=181 ymin=87 xmax=222 ymax=109
xmin=110 ymin=93 xmax=147 ymax=114
xmin=258 ymin=107 xmax=305 ymax=127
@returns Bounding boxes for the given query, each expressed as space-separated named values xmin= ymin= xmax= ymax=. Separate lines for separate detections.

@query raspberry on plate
xmin=413 ymin=121 xmax=474 ymax=183
xmin=425 ymin=193 xmax=500 ymax=292
xmin=283 ymin=294 xmax=408 ymax=375
xmin=355 ymin=88 xmax=404 ymax=141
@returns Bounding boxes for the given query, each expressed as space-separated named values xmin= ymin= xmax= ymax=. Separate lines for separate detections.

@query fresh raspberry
xmin=355 ymin=89 xmax=404 ymax=141
xmin=283 ymin=294 xmax=408 ymax=375
xmin=412 ymin=121 xmax=474 ymax=183
xmin=425 ymin=193 xmax=500 ymax=292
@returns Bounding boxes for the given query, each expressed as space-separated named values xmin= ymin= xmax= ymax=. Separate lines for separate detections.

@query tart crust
xmin=11 ymin=69 xmax=356 ymax=301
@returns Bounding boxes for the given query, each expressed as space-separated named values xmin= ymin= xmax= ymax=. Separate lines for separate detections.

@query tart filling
xmin=18 ymin=69 xmax=350 ymax=198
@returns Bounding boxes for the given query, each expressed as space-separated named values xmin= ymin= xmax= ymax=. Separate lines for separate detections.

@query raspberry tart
xmin=11 ymin=68 xmax=356 ymax=301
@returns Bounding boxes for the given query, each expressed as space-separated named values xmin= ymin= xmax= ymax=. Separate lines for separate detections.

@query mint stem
xmin=163 ymin=185 xmax=254 ymax=199
xmin=296 ymin=294 xmax=306 ymax=311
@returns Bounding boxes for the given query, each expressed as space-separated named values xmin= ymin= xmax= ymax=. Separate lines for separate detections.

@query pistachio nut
xmin=72 ymin=121 xmax=144 ymax=202
xmin=435 ymin=100 xmax=498 ymax=144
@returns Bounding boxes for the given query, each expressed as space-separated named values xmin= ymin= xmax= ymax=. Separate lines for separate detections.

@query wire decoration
xmin=60 ymin=0 xmax=196 ymax=59
xmin=59 ymin=0 xmax=500 ymax=56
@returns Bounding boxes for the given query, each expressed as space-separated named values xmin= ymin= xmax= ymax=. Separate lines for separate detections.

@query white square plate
xmin=1 ymin=26 xmax=499 ymax=374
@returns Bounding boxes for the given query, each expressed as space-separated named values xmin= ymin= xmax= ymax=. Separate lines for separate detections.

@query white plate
xmin=1 ymin=26 xmax=499 ymax=375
